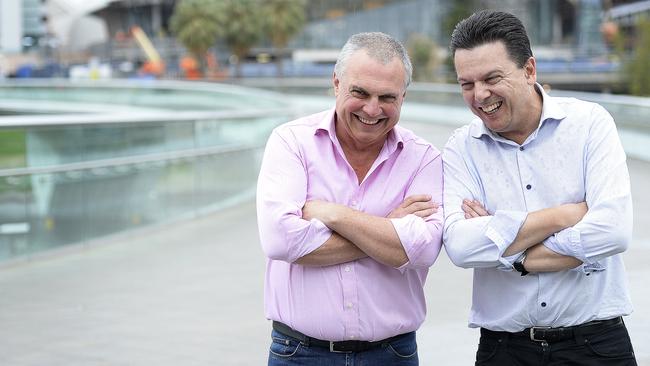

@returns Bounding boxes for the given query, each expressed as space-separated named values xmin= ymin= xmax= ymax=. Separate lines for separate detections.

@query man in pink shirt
xmin=257 ymin=32 xmax=444 ymax=365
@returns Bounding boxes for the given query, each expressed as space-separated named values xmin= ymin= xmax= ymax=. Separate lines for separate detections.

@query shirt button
xmin=519 ymin=146 xmax=525 ymax=151
xmin=526 ymin=184 xmax=532 ymax=190
xmin=344 ymin=266 xmax=351 ymax=272
xmin=349 ymin=335 xmax=356 ymax=339
xmin=351 ymin=200 xmax=358 ymax=206
xmin=541 ymin=302 xmax=547 ymax=307
xmin=346 ymin=303 xmax=353 ymax=309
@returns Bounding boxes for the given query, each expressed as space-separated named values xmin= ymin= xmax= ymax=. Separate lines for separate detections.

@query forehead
xmin=341 ymin=51 xmax=405 ymax=91
xmin=454 ymin=41 xmax=517 ymax=79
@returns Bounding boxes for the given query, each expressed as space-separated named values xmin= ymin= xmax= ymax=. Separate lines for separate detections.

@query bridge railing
xmin=236 ymin=78 xmax=650 ymax=161
xmin=0 ymin=81 xmax=297 ymax=263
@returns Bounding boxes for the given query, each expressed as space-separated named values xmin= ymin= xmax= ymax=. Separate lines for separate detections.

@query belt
xmin=272 ymin=321 xmax=410 ymax=353
xmin=481 ymin=317 xmax=623 ymax=343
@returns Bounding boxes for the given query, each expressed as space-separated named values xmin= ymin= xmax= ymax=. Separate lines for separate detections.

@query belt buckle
xmin=529 ymin=326 xmax=551 ymax=342
xmin=329 ymin=341 xmax=353 ymax=353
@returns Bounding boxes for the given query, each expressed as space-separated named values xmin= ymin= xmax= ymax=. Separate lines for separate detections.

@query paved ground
xmin=0 ymin=121 xmax=648 ymax=365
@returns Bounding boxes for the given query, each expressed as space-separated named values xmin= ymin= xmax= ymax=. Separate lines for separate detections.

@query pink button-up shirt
xmin=257 ymin=108 xmax=443 ymax=341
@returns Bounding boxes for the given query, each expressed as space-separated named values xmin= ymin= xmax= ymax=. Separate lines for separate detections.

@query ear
xmin=333 ymin=72 xmax=340 ymax=96
xmin=524 ymin=57 xmax=537 ymax=85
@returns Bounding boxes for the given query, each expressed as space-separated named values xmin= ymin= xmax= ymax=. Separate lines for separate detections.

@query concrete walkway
xmin=0 ymin=121 xmax=648 ymax=365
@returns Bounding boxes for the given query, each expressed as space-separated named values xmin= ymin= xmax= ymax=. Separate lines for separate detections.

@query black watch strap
xmin=513 ymin=252 xmax=529 ymax=276
xmin=513 ymin=260 xmax=529 ymax=276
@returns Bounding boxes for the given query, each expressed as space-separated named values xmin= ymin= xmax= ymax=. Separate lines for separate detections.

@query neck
xmin=502 ymin=86 xmax=543 ymax=145
xmin=337 ymin=134 xmax=385 ymax=184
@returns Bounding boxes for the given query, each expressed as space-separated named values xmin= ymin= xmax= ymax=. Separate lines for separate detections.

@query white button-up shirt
xmin=443 ymin=85 xmax=634 ymax=332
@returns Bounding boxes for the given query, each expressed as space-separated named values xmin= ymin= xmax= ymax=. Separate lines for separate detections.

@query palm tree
xmin=213 ymin=0 xmax=264 ymax=78
xmin=261 ymin=0 xmax=307 ymax=77
xmin=170 ymin=0 xmax=224 ymax=75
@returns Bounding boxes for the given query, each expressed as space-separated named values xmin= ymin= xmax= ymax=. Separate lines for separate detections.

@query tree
xmin=625 ymin=19 xmax=650 ymax=96
xmin=407 ymin=33 xmax=441 ymax=82
xmin=261 ymin=0 xmax=307 ymax=77
xmin=441 ymin=0 xmax=475 ymax=82
xmin=170 ymin=0 xmax=224 ymax=75
xmin=213 ymin=0 xmax=264 ymax=78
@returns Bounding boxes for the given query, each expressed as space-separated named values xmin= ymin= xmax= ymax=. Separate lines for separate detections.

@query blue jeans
xmin=267 ymin=329 xmax=419 ymax=366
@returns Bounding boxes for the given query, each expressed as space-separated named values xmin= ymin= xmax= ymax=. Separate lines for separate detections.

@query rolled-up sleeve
xmin=256 ymin=129 xmax=332 ymax=263
xmin=541 ymin=105 xmax=632 ymax=265
xmin=442 ymin=130 xmax=527 ymax=269
xmin=392 ymin=148 xmax=444 ymax=270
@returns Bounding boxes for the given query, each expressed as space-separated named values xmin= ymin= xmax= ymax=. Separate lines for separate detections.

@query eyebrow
xmin=457 ymin=70 xmax=502 ymax=83
xmin=350 ymin=85 xmax=399 ymax=99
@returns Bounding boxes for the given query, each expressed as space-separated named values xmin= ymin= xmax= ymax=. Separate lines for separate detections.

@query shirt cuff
xmin=390 ymin=214 xmax=435 ymax=271
xmin=543 ymin=227 xmax=590 ymax=264
xmin=484 ymin=210 xmax=527 ymax=270
xmin=543 ymin=233 xmax=605 ymax=273
xmin=292 ymin=218 xmax=334 ymax=261
xmin=498 ymin=252 xmax=522 ymax=271
xmin=573 ymin=262 xmax=606 ymax=274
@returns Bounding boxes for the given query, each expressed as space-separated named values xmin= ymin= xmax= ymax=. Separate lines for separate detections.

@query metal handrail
xmin=0 ymin=143 xmax=261 ymax=178
xmin=0 ymin=107 xmax=296 ymax=127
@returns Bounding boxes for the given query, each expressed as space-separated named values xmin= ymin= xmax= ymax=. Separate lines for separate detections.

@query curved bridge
xmin=0 ymin=80 xmax=647 ymax=365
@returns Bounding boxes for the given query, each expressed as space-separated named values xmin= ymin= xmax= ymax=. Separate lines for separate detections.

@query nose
xmin=362 ymin=97 xmax=381 ymax=117
xmin=474 ymin=82 xmax=491 ymax=103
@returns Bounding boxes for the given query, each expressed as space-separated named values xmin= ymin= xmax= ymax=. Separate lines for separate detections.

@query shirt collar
xmin=316 ymin=107 xmax=403 ymax=152
xmin=470 ymin=83 xmax=567 ymax=142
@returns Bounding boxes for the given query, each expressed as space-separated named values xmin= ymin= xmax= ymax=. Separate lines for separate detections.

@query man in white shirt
xmin=443 ymin=10 xmax=637 ymax=365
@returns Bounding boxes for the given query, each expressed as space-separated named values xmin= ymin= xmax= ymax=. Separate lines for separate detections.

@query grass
xmin=0 ymin=129 xmax=26 ymax=169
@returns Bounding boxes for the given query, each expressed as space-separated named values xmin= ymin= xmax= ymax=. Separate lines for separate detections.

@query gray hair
xmin=334 ymin=32 xmax=413 ymax=89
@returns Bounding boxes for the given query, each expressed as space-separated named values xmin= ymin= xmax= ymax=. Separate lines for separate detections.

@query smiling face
xmin=333 ymin=50 xmax=406 ymax=153
xmin=454 ymin=41 xmax=541 ymax=144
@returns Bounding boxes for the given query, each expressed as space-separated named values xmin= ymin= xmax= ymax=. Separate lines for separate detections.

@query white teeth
xmin=482 ymin=101 xmax=502 ymax=114
xmin=357 ymin=115 xmax=380 ymax=125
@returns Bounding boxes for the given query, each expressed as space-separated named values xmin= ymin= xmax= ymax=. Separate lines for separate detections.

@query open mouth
xmin=480 ymin=101 xmax=502 ymax=114
xmin=356 ymin=114 xmax=382 ymax=125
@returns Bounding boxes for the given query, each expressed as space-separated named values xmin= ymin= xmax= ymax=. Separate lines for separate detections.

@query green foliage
xmin=261 ymin=0 xmax=307 ymax=49
xmin=406 ymin=34 xmax=441 ymax=82
xmin=442 ymin=0 xmax=475 ymax=82
xmin=0 ymin=130 xmax=26 ymax=169
xmin=261 ymin=0 xmax=307 ymax=76
xmin=214 ymin=0 xmax=264 ymax=68
xmin=170 ymin=0 xmax=307 ymax=77
xmin=170 ymin=0 xmax=224 ymax=60
xmin=625 ymin=19 xmax=650 ymax=96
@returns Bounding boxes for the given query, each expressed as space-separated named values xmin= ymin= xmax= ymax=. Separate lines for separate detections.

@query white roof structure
xmin=47 ymin=0 xmax=114 ymax=49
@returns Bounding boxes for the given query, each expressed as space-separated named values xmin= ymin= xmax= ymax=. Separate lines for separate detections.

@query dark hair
xmin=449 ymin=10 xmax=533 ymax=68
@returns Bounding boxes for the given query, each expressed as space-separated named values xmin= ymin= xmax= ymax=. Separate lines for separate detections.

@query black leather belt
xmin=272 ymin=321 xmax=410 ymax=353
xmin=481 ymin=317 xmax=623 ymax=343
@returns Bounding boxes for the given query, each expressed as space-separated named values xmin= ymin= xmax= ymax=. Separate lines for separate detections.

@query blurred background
xmin=0 ymin=0 xmax=649 ymax=93
xmin=0 ymin=1 xmax=649 ymax=365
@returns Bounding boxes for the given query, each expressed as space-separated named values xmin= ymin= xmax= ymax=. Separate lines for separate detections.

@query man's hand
xmin=462 ymin=199 xmax=489 ymax=218
xmin=461 ymin=200 xmax=588 ymax=227
xmin=388 ymin=195 xmax=439 ymax=219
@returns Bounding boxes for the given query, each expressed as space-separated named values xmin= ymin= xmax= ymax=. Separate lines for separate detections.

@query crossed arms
xmin=442 ymin=114 xmax=633 ymax=274
xmin=257 ymin=129 xmax=444 ymax=269
xmin=296 ymin=195 xmax=438 ymax=267
xmin=460 ymin=199 xmax=586 ymax=272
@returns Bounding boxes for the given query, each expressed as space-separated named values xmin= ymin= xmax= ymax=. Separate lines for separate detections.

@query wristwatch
xmin=513 ymin=252 xmax=529 ymax=276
